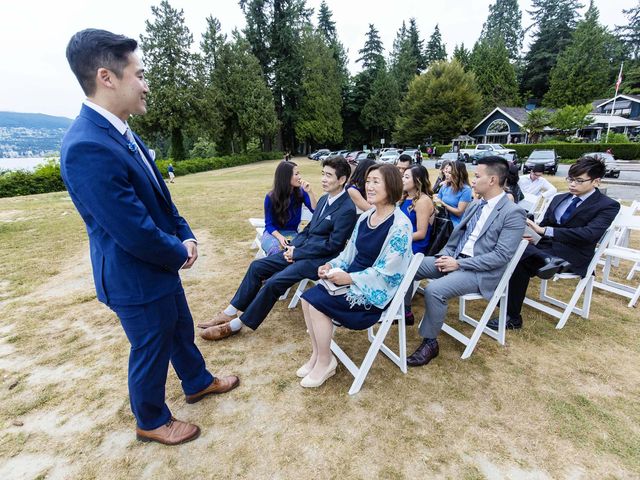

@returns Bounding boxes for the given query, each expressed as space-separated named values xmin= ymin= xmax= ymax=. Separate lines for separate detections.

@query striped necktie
xmin=453 ymin=200 xmax=487 ymax=258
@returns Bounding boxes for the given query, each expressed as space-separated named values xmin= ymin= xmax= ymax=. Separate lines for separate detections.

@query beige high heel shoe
xmin=300 ymin=355 xmax=338 ymax=388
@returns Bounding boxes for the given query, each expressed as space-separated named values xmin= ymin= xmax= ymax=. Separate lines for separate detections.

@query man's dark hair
xmin=397 ymin=154 xmax=412 ymax=164
xmin=66 ymin=29 xmax=138 ymax=96
xmin=569 ymin=155 xmax=606 ymax=180
xmin=322 ymin=156 xmax=351 ymax=186
xmin=477 ymin=155 xmax=509 ymax=187
xmin=532 ymin=163 xmax=545 ymax=173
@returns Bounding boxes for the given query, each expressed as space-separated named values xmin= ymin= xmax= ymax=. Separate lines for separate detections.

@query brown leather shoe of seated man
xmin=197 ymin=311 xmax=236 ymax=329
xmin=199 ymin=322 xmax=238 ymax=341
xmin=136 ymin=417 xmax=200 ymax=445
xmin=185 ymin=375 xmax=240 ymax=404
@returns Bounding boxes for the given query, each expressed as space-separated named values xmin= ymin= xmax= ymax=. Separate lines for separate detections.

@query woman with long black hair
xmin=261 ymin=161 xmax=317 ymax=255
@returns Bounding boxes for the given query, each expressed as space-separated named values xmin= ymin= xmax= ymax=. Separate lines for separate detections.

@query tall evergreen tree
xmin=361 ymin=68 xmax=400 ymax=145
xmin=135 ymin=0 xmax=196 ymax=160
xmin=240 ymin=0 xmax=312 ymax=151
xmin=201 ymin=16 xmax=226 ymax=73
xmin=521 ymin=0 xmax=583 ymax=100
xmin=616 ymin=2 xmax=640 ymax=61
xmin=390 ymin=21 xmax=418 ymax=96
xmin=357 ymin=23 xmax=385 ymax=73
xmin=544 ymin=2 xmax=613 ymax=107
xmin=395 ymin=60 xmax=482 ymax=144
xmin=452 ymin=43 xmax=472 ymax=71
xmin=317 ymin=0 xmax=336 ymax=39
xmin=471 ymin=39 xmax=520 ymax=109
xmin=296 ymin=31 xmax=343 ymax=150
xmin=480 ymin=0 xmax=524 ymax=60
xmin=424 ymin=25 xmax=447 ymax=66
xmin=407 ymin=18 xmax=426 ymax=72
xmin=212 ymin=33 xmax=278 ymax=153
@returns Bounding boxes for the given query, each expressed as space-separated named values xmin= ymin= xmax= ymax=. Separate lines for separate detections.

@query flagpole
xmin=606 ymin=62 xmax=624 ymax=141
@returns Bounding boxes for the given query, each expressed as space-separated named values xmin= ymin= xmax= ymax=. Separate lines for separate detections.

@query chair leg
xmin=348 ymin=318 xmax=395 ymax=395
xmin=628 ymin=285 xmax=640 ymax=308
xmin=288 ymin=279 xmax=309 ymax=309
xmin=555 ymin=277 xmax=591 ymax=329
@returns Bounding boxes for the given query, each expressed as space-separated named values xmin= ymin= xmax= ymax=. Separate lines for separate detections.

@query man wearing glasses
xmin=488 ymin=155 xmax=620 ymax=330
xmin=519 ymin=163 xmax=558 ymax=198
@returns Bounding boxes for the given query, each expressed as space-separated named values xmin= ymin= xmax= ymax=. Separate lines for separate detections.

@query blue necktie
xmin=454 ymin=200 xmax=487 ymax=258
xmin=560 ymin=196 xmax=580 ymax=224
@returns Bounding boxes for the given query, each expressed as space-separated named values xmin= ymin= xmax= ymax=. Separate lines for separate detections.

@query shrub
xmin=0 ymin=152 xmax=283 ymax=198
xmin=505 ymin=143 xmax=640 ymax=161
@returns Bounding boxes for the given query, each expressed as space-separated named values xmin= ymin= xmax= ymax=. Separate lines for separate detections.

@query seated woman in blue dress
xmin=346 ymin=157 xmax=377 ymax=213
xmin=298 ymin=164 xmax=413 ymax=388
xmin=400 ymin=164 xmax=435 ymax=255
xmin=435 ymin=160 xmax=472 ymax=227
xmin=262 ymin=161 xmax=317 ymax=256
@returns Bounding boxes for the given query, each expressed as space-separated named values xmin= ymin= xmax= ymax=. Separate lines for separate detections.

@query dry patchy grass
xmin=0 ymin=158 xmax=639 ymax=479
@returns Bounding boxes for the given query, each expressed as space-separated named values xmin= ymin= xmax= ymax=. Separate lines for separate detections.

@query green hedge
xmin=0 ymin=152 xmax=283 ymax=199
xmin=434 ymin=143 xmax=640 ymax=160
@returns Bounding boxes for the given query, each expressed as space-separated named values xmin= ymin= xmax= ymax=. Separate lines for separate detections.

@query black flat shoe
xmin=536 ymin=257 xmax=569 ymax=279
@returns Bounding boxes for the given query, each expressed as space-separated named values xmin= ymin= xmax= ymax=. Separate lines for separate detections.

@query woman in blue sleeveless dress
xmin=298 ymin=164 xmax=413 ymax=388
xmin=400 ymin=164 xmax=435 ymax=255
xmin=346 ymin=158 xmax=376 ymax=213
xmin=261 ymin=161 xmax=316 ymax=256
xmin=436 ymin=161 xmax=472 ymax=227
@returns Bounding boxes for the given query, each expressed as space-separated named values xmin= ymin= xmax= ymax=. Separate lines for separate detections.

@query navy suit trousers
xmin=231 ymin=253 xmax=324 ymax=330
xmin=109 ymin=288 xmax=214 ymax=430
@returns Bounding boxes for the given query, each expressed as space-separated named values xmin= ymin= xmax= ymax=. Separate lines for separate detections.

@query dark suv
xmin=522 ymin=149 xmax=560 ymax=175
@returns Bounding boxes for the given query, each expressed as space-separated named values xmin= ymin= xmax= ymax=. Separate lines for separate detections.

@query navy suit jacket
xmin=539 ymin=188 xmax=620 ymax=276
xmin=291 ymin=191 xmax=357 ymax=261
xmin=61 ymin=105 xmax=193 ymax=306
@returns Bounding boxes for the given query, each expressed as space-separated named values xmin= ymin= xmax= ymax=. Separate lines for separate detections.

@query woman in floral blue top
xmin=298 ymin=164 xmax=413 ymax=388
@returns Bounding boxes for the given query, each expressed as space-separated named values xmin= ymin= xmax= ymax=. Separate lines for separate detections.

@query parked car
xmin=319 ymin=150 xmax=344 ymax=161
xmin=435 ymin=151 xmax=465 ymax=169
xmin=379 ymin=150 xmax=400 ymax=164
xmin=402 ymin=148 xmax=422 ymax=164
xmin=459 ymin=143 xmax=516 ymax=161
xmin=469 ymin=149 xmax=498 ymax=165
xmin=522 ymin=149 xmax=560 ymax=175
xmin=308 ymin=149 xmax=330 ymax=160
xmin=583 ymin=152 xmax=620 ymax=178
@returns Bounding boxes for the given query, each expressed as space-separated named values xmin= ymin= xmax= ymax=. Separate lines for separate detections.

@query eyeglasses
xmin=565 ymin=177 xmax=593 ymax=184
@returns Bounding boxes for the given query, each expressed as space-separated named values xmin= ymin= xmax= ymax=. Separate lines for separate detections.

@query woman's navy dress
xmin=301 ymin=214 xmax=395 ymax=330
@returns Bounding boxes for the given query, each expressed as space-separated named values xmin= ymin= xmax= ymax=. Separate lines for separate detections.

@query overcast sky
xmin=0 ymin=0 xmax=634 ymax=119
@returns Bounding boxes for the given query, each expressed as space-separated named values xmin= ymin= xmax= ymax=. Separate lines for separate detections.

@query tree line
xmin=130 ymin=0 xmax=640 ymax=160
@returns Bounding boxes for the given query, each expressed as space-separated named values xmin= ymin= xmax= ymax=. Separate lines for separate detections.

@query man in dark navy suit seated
xmin=199 ymin=156 xmax=358 ymax=341
xmin=490 ymin=155 xmax=620 ymax=330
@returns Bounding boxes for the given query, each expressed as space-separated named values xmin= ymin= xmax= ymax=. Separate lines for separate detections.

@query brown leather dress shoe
xmin=136 ymin=417 xmax=200 ymax=445
xmin=197 ymin=311 xmax=235 ymax=329
xmin=185 ymin=375 xmax=240 ymax=404
xmin=200 ymin=322 xmax=239 ymax=341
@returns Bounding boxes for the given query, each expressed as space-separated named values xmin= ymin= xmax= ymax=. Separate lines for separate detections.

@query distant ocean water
xmin=0 ymin=157 xmax=47 ymax=171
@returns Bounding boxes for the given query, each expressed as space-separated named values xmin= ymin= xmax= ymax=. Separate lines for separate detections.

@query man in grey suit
xmin=407 ymin=156 xmax=526 ymax=366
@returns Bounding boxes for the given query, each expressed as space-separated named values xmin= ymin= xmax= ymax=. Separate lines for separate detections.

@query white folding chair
xmin=330 ymin=253 xmax=424 ymax=395
xmin=523 ymin=224 xmax=616 ymax=329
xmin=440 ymin=239 xmax=528 ymax=359
xmin=594 ymin=208 xmax=640 ymax=308
xmin=248 ymin=218 xmax=266 ymax=258
xmin=287 ymin=278 xmax=316 ymax=309
xmin=519 ymin=193 xmax=540 ymax=213
xmin=534 ymin=195 xmax=554 ymax=223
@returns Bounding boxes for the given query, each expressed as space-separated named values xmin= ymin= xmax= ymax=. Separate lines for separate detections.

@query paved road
xmin=423 ymin=160 xmax=640 ymax=201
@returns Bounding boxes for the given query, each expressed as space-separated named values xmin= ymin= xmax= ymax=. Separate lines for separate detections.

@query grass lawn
xmin=0 ymin=157 xmax=638 ymax=479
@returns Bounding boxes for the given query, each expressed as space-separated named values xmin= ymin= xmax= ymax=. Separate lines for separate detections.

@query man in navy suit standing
xmin=61 ymin=29 xmax=239 ymax=445
xmin=198 ymin=156 xmax=357 ymax=341
xmin=490 ymin=155 xmax=620 ymax=330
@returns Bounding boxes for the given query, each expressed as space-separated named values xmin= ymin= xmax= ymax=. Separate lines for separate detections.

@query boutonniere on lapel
xmin=127 ymin=141 xmax=138 ymax=153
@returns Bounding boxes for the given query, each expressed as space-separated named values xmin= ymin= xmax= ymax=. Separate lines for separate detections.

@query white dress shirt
xmin=461 ymin=192 xmax=506 ymax=257
xmin=519 ymin=174 xmax=557 ymax=199
xmin=319 ymin=188 xmax=346 ymax=216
